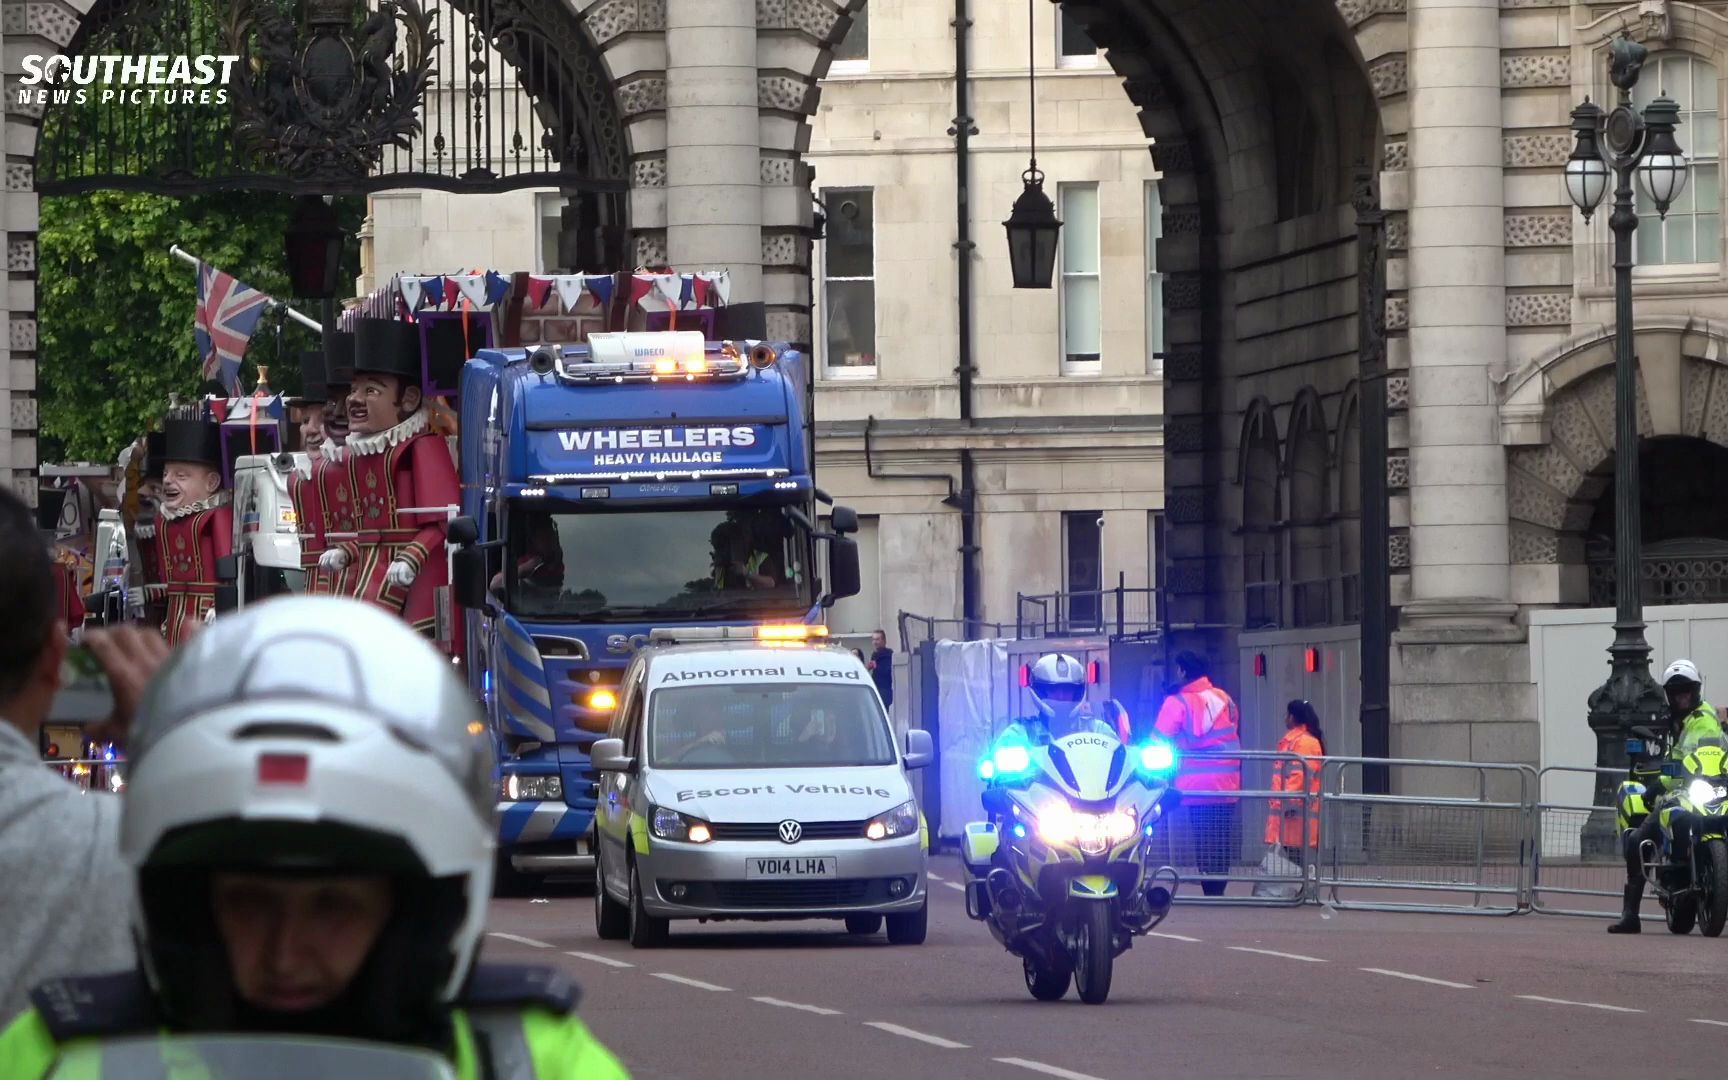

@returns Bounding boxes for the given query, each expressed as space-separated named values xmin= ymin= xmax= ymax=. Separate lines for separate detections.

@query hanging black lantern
xmin=284 ymin=195 xmax=345 ymax=300
xmin=1004 ymin=168 xmax=1062 ymax=289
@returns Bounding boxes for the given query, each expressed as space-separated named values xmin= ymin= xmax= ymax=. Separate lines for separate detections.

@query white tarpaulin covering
xmin=935 ymin=638 xmax=1013 ymax=842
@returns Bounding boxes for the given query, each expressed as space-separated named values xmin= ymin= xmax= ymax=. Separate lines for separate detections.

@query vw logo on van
xmin=777 ymin=820 xmax=803 ymax=844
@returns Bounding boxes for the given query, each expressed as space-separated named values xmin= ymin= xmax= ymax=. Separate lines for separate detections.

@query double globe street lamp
xmin=1563 ymin=33 xmax=1691 ymax=849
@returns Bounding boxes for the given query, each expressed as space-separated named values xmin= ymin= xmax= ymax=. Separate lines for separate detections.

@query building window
xmin=1150 ymin=511 xmax=1166 ymax=628
xmin=1063 ymin=511 xmax=1103 ymax=632
xmin=1634 ymin=53 xmax=1720 ymax=268
xmin=1057 ymin=8 xmax=1097 ymax=67
xmin=819 ymin=187 xmax=877 ymax=376
xmin=537 ymin=194 xmax=568 ymax=274
xmin=1145 ymin=181 xmax=1164 ymax=377
xmin=831 ymin=1 xmax=868 ymax=72
xmin=1059 ymin=183 xmax=1101 ymax=373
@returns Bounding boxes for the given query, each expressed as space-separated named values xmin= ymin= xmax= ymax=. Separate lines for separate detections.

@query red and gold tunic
xmin=289 ymin=457 xmax=332 ymax=594
xmin=132 ymin=518 xmax=169 ymax=629
xmin=154 ymin=494 xmax=233 ymax=645
xmin=316 ymin=410 xmax=459 ymax=643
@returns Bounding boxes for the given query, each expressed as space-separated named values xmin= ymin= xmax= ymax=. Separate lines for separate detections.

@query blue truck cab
xmin=445 ymin=331 xmax=862 ymax=894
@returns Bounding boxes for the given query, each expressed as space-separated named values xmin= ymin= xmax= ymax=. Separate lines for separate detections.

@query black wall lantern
xmin=284 ymin=194 xmax=345 ymax=300
xmin=1003 ymin=0 xmax=1059 ymax=288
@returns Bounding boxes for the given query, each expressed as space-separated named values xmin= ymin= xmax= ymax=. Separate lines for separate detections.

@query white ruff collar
xmin=342 ymin=408 xmax=428 ymax=458
xmin=161 ymin=489 xmax=231 ymax=522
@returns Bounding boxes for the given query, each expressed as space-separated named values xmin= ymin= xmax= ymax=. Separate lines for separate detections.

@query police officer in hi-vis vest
xmin=0 ymin=596 xmax=627 ymax=1079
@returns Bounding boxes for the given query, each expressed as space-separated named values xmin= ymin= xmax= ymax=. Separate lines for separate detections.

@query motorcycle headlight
xmin=502 ymin=772 xmax=563 ymax=801
xmin=865 ymin=800 xmax=919 ymax=840
xmin=978 ymin=736 xmax=1036 ymax=782
xmin=650 ymin=805 xmax=713 ymax=844
xmin=1034 ymin=805 xmax=1137 ymax=854
xmin=1687 ymin=778 xmax=1728 ymax=806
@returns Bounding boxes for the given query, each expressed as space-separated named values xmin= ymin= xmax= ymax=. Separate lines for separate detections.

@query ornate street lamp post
xmin=1002 ymin=0 xmax=1060 ymax=288
xmin=1565 ymin=34 xmax=1690 ymax=852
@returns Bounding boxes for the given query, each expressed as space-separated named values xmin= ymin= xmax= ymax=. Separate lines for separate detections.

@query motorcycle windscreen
xmin=48 ymin=1034 xmax=457 ymax=1079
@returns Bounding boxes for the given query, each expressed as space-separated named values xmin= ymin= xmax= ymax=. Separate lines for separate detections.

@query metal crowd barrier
xmin=1146 ymin=750 xmax=1315 ymax=906
xmin=1532 ymin=765 xmax=1638 ymax=919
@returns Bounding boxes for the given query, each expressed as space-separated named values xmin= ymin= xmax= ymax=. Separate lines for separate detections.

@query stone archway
xmin=1507 ymin=332 xmax=1728 ymax=606
xmin=0 ymin=0 xmax=870 ymax=498
xmin=1054 ymin=0 xmax=1400 ymax=675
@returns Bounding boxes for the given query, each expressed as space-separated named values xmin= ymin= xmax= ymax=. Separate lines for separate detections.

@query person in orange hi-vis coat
xmin=1265 ymin=699 xmax=1326 ymax=863
xmin=1154 ymin=650 xmax=1242 ymax=897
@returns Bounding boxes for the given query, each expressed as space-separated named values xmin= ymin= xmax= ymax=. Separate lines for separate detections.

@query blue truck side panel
xmin=459 ymin=341 xmax=818 ymax=868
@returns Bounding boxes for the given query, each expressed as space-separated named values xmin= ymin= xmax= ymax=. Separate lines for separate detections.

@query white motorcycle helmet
xmin=121 ymin=595 xmax=495 ymax=1039
xmin=1029 ymin=652 xmax=1088 ymax=727
xmin=1662 ymin=658 xmax=1703 ymax=713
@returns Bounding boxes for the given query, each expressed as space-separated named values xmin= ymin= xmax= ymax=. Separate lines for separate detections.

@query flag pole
xmin=168 ymin=244 xmax=323 ymax=333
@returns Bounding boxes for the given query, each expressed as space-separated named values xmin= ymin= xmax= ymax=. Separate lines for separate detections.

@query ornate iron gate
xmin=34 ymin=0 xmax=630 ymax=198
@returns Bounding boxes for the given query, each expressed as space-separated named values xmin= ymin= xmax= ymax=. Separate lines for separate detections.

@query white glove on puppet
xmin=386 ymin=559 xmax=418 ymax=588
xmin=203 ymin=606 xmax=216 ymax=624
xmin=319 ymin=549 xmax=352 ymax=571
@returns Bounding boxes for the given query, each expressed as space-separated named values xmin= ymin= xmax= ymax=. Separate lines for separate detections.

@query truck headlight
xmin=650 ymin=805 xmax=713 ymax=844
xmin=865 ymin=800 xmax=918 ymax=841
xmin=502 ymin=773 xmax=563 ymax=801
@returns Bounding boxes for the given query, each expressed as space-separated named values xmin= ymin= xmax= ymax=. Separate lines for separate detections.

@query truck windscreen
xmin=504 ymin=504 xmax=816 ymax=622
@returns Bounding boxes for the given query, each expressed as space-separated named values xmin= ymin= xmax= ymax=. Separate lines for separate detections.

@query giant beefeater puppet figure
xmin=154 ymin=407 xmax=233 ymax=644
xmin=314 ymin=317 xmax=459 ymax=641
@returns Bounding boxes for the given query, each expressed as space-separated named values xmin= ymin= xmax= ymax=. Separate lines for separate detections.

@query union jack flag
xmin=195 ymin=261 xmax=270 ymax=395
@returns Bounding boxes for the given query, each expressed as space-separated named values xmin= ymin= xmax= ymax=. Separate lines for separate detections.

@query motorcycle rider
xmin=0 ymin=595 xmax=628 ymax=1077
xmin=1608 ymin=658 xmax=1728 ymax=934
xmin=1010 ymin=652 xmax=1118 ymax=743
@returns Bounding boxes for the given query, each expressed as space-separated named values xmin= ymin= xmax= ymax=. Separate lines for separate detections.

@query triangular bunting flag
xmin=679 ymin=275 xmax=697 ymax=310
xmin=586 ymin=274 xmax=614 ymax=309
xmin=525 ymin=275 xmax=553 ymax=310
xmin=654 ymin=274 xmax=683 ymax=308
xmin=442 ymin=277 xmax=462 ymax=308
xmin=554 ymin=275 xmax=585 ymax=313
xmin=698 ymin=271 xmax=731 ymax=306
xmin=399 ymin=274 xmax=424 ymax=312
xmin=691 ymin=276 xmax=710 ymax=308
xmin=485 ymin=270 xmax=511 ymax=306
xmin=455 ymin=273 xmax=489 ymax=309
xmin=422 ymin=277 xmax=446 ymax=309
xmin=629 ymin=274 xmax=654 ymax=308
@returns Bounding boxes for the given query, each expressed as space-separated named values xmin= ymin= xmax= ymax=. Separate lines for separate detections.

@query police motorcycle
xmin=1618 ymin=725 xmax=1728 ymax=936
xmin=960 ymin=655 xmax=1181 ymax=1005
xmin=46 ymin=1034 xmax=457 ymax=1079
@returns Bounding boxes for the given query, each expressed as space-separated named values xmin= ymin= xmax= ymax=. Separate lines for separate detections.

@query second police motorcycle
xmin=961 ymin=653 xmax=1182 ymax=1004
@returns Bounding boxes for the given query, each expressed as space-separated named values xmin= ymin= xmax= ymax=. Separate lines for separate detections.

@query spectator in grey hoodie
xmin=0 ymin=487 xmax=169 ymax=1022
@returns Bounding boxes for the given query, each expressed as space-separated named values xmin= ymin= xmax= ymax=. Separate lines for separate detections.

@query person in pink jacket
xmin=1154 ymin=651 xmax=1243 ymax=897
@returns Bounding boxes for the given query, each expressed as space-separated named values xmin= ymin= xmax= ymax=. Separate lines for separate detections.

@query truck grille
xmin=707 ymin=820 xmax=867 ymax=841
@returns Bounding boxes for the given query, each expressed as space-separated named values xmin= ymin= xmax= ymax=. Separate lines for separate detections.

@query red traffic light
xmin=1253 ymin=654 xmax=1267 ymax=678
xmin=1304 ymin=647 xmax=1320 ymax=673
xmin=1019 ymin=664 xmax=1030 ymax=688
xmin=1086 ymin=660 xmax=1100 ymax=684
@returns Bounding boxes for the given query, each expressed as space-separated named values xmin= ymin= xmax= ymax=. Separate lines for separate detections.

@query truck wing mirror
xmin=830 ymin=505 xmax=859 ymax=535
xmin=452 ymin=546 xmax=491 ymax=611
xmin=827 ymin=536 xmax=861 ymax=601
xmin=447 ymin=515 xmax=479 ymax=547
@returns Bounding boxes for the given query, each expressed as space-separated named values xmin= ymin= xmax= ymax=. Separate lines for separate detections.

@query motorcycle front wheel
xmin=1072 ymin=902 xmax=1115 ymax=1005
xmin=1701 ymin=839 xmax=1728 ymax=938
xmin=1666 ymin=887 xmax=1698 ymax=935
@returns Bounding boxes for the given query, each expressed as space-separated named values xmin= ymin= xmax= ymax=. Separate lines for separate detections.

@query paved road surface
xmin=485 ymin=858 xmax=1724 ymax=1079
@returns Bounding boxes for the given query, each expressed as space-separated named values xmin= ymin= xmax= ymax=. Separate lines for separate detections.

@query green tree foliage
xmin=38 ymin=190 xmax=365 ymax=463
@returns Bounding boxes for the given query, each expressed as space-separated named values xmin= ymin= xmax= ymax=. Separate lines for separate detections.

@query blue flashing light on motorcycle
xmin=978 ymin=732 xmax=1037 ymax=782
xmin=1134 ymin=740 xmax=1177 ymax=776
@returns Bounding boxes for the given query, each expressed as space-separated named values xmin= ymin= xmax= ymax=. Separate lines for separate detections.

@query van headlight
xmin=650 ymin=805 xmax=712 ymax=844
xmin=865 ymin=800 xmax=918 ymax=841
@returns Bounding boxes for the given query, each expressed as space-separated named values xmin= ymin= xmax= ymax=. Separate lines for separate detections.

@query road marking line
xmin=927 ymin=872 xmax=944 ymax=881
xmin=652 ymin=973 xmax=731 ymax=992
xmin=753 ymin=996 xmax=843 ymax=1016
xmin=995 ymin=1058 xmax=1108 ymax=1080
xmin=565 ymin=950 xmax=633 ymax=968
xmin=1227 ymin=946 xmax=1326 ymax=962
xmin=1360 ymin=967 xmax=1474 ymax=989
xmin=1516 ymin=995 xmax=1642 ymax=1013
xmin=864 ymin=1022 xmax=969 ymax=1049
xmin=942 ymin=881 xmax=966 ymax=892
xmin=487 ymin=932 xmax=553 ymax=949
xmin=1690 ymin=1019 xmax=1728 ymax=1028
xmin=1147 ymin=931 xmax=1202 ymax=943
